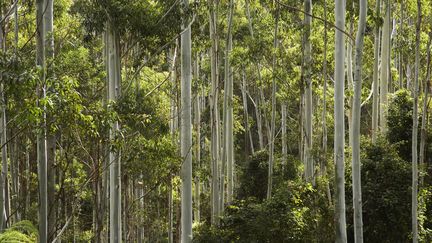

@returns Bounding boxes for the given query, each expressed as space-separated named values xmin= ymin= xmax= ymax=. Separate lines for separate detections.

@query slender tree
xmin=36 ymin=0 xmax=48 ymax=241
xmin=106 ymin=21 xmax=122 ymax=243
xmin=208 ymin=0 xmax=220 ymax=225
xmin=44 ymin=0 xmax=56 ymax=239
xmin=420 ymin=32 xmax=432 ymax=185
xmin=412 ymin=0 xmax=421 ymax=241
xmin=267 ymin=3 xmax=279 ymax=199
xmin=223 ymin=0 xmax=235 ymax=204
xmin=372 ymin=0 xmax=381 ymax=143
xmin=194 ymin=55 xmax=201 ymax=222
xmin=303 ymin=0 xmax=313 ymax=183
xmin=352 ymin=0 xmax=367 ymax=241
xmin=334 ymin=0 xmax=347 ymax=241
xmin=180 ymin=0 xmax=193 ymax=240
xmin=379 ymin=0 xmax=390 ymax=133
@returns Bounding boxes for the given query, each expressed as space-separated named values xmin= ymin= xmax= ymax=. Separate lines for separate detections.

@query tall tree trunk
xmin=223 ymin=0 xmax=234 ymax=204
xmin=372 ymin=0 xmax=381 ymax=143
xmin=322 ymin=0 xmax=332 ymax=206
xmin=106 ymin=21 xmax=122 ymax=243
xmin=420 ymin=32 xmax=432 ymax=185
xmin=208 ymin=0 xmax=220 ymax=225
xmin=412 ymin=1 xmax=421 ymax=241
xmin=44 ymin=0 xmax=56 ymax=239
xmin=379 ymin=0 xmax=390 ymax=133
xmin=36 ymin=0 xmax=48 ymax=241
xmin=352 ymin=0 xmax=367 ymax=241
xmin=334 ymin=0 xmax=347 ymax=241
xmin=168 ymin=45 xmax=178 ymax=243
xmin=180 ymin=0 xmax=193 ymax=240
xmin=347 ymin=20 xmax=354 ymax=148
xmin=241 ymin=70 xmax=254 ymax=155
xmin=194 ymin=55 xmax=201 ymax=223
xmin=267 ymin=3 xmax=279 ymax=199
xmin=303 ymin=0 xmax=314 ymax=183
xmin=398 ymin=1 xmax=404 ymax=89
xmin=281 ymin=103 xmax=287 ymax=168
xmin=0 ymin=14 xmax=10 ymax=229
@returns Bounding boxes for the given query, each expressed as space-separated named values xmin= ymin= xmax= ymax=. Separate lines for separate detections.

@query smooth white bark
xmin=372 ymin=0 xmax=381 ymax=143
xmin=223 ymin=0 xmax=235 ymax=204
xmin=352 ymin=0 xmax=367 ymax=241
xmin=36 ymin=0 xmax=48 ymax=241
xmin=379 ymin=0 xmax=390 ymax=133
xmin=267 ymin=4 xmax=279 ymax=199
xmin=208 ymin=1 xmax=220 ymax=225
xmin=106 ymin=22 xmax=122 ymax=243
xmin=180 ymin=0 xmax=193 ymax=240
xmin=303 ymin=0 xmax=313 ymax=183
xmin=412 ymin=1 xmax=421 ymax=241
xmin=334 ymin=0 xmax=347 ymax=241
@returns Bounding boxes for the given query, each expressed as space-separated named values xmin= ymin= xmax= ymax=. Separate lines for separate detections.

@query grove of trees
xmin=0 ymin=0 xmax=431 ymax=242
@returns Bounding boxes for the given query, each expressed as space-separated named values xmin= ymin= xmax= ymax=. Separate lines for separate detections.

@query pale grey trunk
xmin=372 ymin=0 xmax=381 ymax=143
xmin=245 ymin=0 xmax=254 ymax=38
xmin=398 ymin=1 xmax=404 ymax=89
xmin=0 ymin=16 xmax=9 ymax=230
xmin=44 ymin=0 xmax=56 ymax=239
xmin=267 ymin=4 xmax=279 ymax=199
xmin=241 ymin=71 xmax=254 ymax=154
xmin=223 ymin=0 xmax=234 ymax=204
xmin=352 ymin=0 xmax=367 ymax=241
xmin=281 ymin=103 xmax=287 ymax=168
xmin=412 ymin=1 xmax=421 ymax=241
xmin=194 ymin=55 xmax=201 ymax=222
xmin=322 ymin=0 xmax=332 ymax=205
xmin=303 ymin=0 xmax=313 ymax=183
xmin=106 ymin=22 xmax=122 ymax=243
xmin=168 ymin=45 xmax=177 ymax=243
xmin=334 ymin=0 xmax=347 ymax=241
xmin=347 ymin=20 xmax=353 ymax=148
xmin=180 ymin=0 xmax=193 ymax=240
xmin=36 ymin=0 xmax=48 ymax=241
xmin=257 ymin=64 xmax=271 ymax=146
xmin=379 ymin=0 xmax=390 ymax=133
xmin=208 ymin=0 xmax=220 ymax=225
xmin=419 ymin=33 xmax=431 ymax=185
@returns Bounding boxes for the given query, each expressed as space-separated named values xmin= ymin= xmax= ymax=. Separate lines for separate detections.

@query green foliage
xmin=194 ymin=180 xmax=333 ymax=242
xmin=346 ymin=138 xmax=411 ymax=242
xmin=387 ymin=89 xmax=414 ymax=161
xmin=237 ymin=150 xmax=269 ymax=201
xmin=0 ymin=221 xmax=38 ymax=242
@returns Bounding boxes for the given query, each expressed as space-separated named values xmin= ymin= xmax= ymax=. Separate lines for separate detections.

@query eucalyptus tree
xmin=352 ymin=0 xmax=367 ymax=240
xmin=411 ymin=0 xmax=421 ymax=241
xmin=208 ymin=0 xmax=220 ymax=225
xmin=379 ymin=0 xmax=391 ymax=133
xmin=0 ymin=4 xmax=10 ymax=231
xmin=303 ymin=0 xmax=313 ymax=183
xmin=106 ymin=21 xmax=122 ymax=243
xmin=334 ymin=0 xmax=347 ymax=241
xmin=281 ymin=103 xmax=287 ymax=167
xmin=36 ymin=0 xmax=48 ymax=241
xmin=44 ymin=0 xmax=56 ymax=239
xmin=420 ymin=33 xmax=432 ymax=184
xmin=194 ymin=55 xmax=201 ymax=222
xmin=180 ymin=0 xmax=193 ymax=240
xmin=223 ymin=0 xmax=235 ymax=204
xmin=303 ymin=0 xmax=314 ymax=182
xmin=372 ymin=0 xmax=381 ymax=143
xmin=267 ymin=2 xmax=279 ymax=199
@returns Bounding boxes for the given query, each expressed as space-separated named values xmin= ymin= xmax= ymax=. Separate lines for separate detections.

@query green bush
xmin=0 ymin=220 xmax=38 ymax=243
xmin=346 ymin=138 xmax=411 ymax=242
